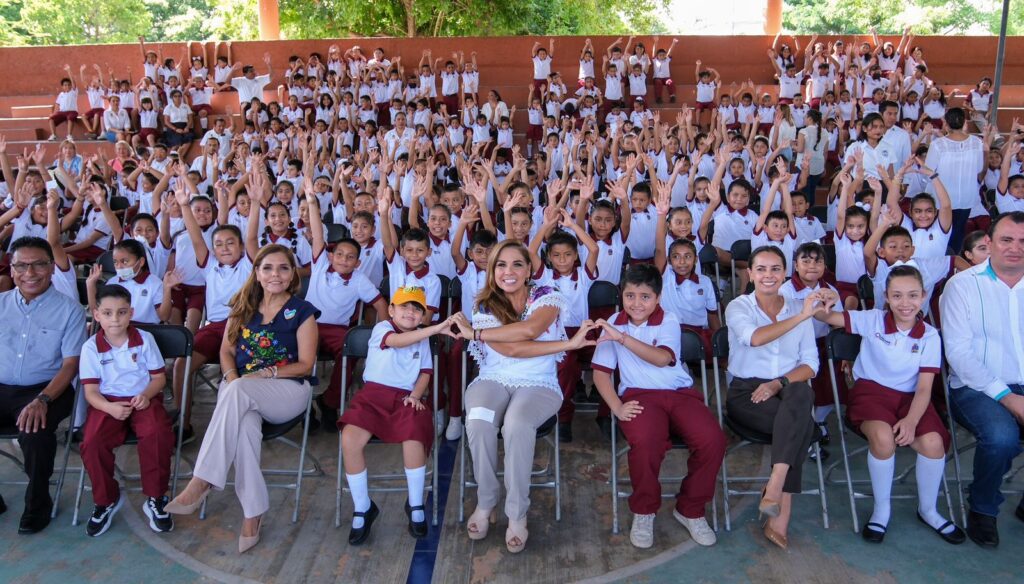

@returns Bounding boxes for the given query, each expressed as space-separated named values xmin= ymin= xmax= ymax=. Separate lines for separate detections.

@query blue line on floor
xmin=406 ymin=436 xmax=459 ymax=584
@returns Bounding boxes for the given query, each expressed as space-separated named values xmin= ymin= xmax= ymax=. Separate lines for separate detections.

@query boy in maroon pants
xmin=79 ymin=285 xmax=175 ymax=537
xmin=591 ymin=264 xmax=725 ymax=549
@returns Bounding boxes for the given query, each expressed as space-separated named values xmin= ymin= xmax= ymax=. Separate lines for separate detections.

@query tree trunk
xmin=402 ymin=0 xmax=416 ymax=37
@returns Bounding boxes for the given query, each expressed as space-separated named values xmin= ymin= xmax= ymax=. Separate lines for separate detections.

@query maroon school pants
xmin=80 ymin=398 xmax=174 ymax=506
xmin=319 ymin=323 xmax=354 ymax=410
xmin=618 ymin=388 xmax=726 ymax=517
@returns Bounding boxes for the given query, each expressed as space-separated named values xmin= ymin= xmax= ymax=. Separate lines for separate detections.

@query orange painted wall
xmin=0 ymin=35 xmax=1020 ymax=98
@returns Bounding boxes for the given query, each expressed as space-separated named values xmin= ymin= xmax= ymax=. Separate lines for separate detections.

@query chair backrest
xmin=298 ymin=275 xmax=311 ymax=299
xmin=109 ymin=196 xmax=131 ymax=212
xmin=680 ymin=328 xmax=706 ymax=363
xmin=823 ymin=244 xmax=836 ymax=274
xmin=97 ymin=251 xmax=116 ymax=275
xmin=698 ymin=243 xmax=718 ymax=267
xmin=134 ymin=324 xmax=194 ymax=359
xmin=437 ymin=275 xmax=452 ymax=299
xmin=76 ymin=277 xmax=90 ymax=306
xmin=449 ymin=276 xmax=462 ymax=301
xmin=342 ymin=325 xmax=374 ymax=359
xmin=856 ymin=273 xmax=874 ymax=305
xmin=711 ymin=326 xmax=729 ymax=359
xmin=730 ymin=240 xmax=752 ymax=263
xmin=588 ymin=281 xmax=620 ymax=310
xmin=326 ymin=223 xmax=349 ymax=244
xmin=379 ymin=279 xmax=390 ymax=303
xmin=826 ymin=329 xmax=861 ymax=362
xmin=808 ymin=205 xmax=828 ymax=225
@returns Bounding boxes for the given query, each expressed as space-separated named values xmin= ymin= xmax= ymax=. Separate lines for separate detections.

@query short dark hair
xmin=885 ymin=264 xmax=924 ymax=291
xmin=668 ymin=238 xmax=697 ymax=257
xmin=945 ymin=107 xmax=966 ymax=131
xmin=622 ymin=263 xmax=662 ymax=295
xmin=9 ymin=236 xmax=53 ymax=261
xmin=846 ymin=205 xmax=870 ymax=223
xmin=332 ymin=237 xmax=361 ymax=255
xmin=113 ymin=238 xmax=149 ymax=269
xmin=990 ymin=211 xmax=1024 ymax=237
xmin=469 ymin=229 xmax=497 ymax=249
xmin=879 ymin=100 xmax=900 ymax=115
xmin=401 ymin=227 xmax=429 ymax=246
xmin=793 ymin=241 xmax=825 ymax=262
xmin=765 ymin=210 xmax=789 ymax=227
xmin=96 ymin=283 xmax=133 ymax=305
xmin=880 ymin=225 xmax=912 ymax=245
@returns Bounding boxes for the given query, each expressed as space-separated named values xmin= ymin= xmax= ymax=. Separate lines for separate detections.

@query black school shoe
xmin=86 ymin=494 xmax=124 ymax=537
xmin=916 ymin=512 xmax=965 ymax=544
xmin=861 ymin=522 xmax=887 ymax=543
xmin=405 ymin=500 xmax=428 ymax=538
xmin=18 ymin=496 xmax=52 ymax=535
xmin=0 ymin=494 xmax=6 ymax=516
xmin=143 ymin=496 xmax=174 ymax=533
xmin=348 ymin=501 xmax=380 ymax=545
xmin=966 ymin=510 xmax=999 ymax=548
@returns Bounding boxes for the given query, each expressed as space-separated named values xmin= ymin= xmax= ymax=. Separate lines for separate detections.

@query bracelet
xmin=221 ymin=369 xmax=237 ymax=381
xmin=929 ymin=172 xmax=939 ymax=180
xmin=271 ymin=365 xmax=278 ymax=379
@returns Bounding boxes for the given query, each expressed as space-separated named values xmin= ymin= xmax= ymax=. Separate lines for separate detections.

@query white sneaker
xmin=48 ymin=134 xmax=58 ymax=141
xmin=434 ymin=410 xmax=446 ymax=436
xmin=630 ymin=513 xmax=655 ymax=548
xmin=673 ymin=510 xmax=717 ymax=546
xmin=445 ymin=417 xmax=463 ymax=441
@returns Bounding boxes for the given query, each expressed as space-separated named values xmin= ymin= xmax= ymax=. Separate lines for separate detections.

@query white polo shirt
xmin=532 ymin=55 xmax=552 ymax=80
xmin=778 ymin=75 xmax=801 ymax=100
xmin=106 ymin=272 xmax=164 ymax=324
xmin=533 ymin=264 xmax=598 ymax=328
xmin=712 ymin=208 xmax=755 ymax=253
xmin=751 ymin=228 xmax=797 ymax=277
xmin=591 ymin=308 xmax=694 ymax=394
xmin=231 ymin=74 xmax=271 ymax=105
xmin=387 ymin=253 xmax=442 ymax=321
xmin=200 ymin=254 xmax=253 ymax=322
xmin=579 ymin=230 xmax=627 ymax=286
xmin=363 ymin=320 xmax=433 ymax=392
xmin=174 ymin=224 xmax=216 ymax=286
xmin=779 ymin=276 xmax=842 ymax=338
xmin=625 ymin=205 xmax=658 ymax=260
xmin=725 ymin=293 xmax=819 ymax=379
xmin=901 ymin=215 xmax=951 ymax=258
xmin=56 ymin=90 xmax=79 ymax=112
xmin=845 ymin=309 xmax=941 ymax=392
xmin=306 ymin=251 xmax=382 ymax=326
xmin=79 ymin=327 xmax=165 ymax=398
xmin=456 ymin=261 xmax=487 ymax=315
xmin=834 ymin=231 xmax=866 ymax=284
xmin=870 ymin=256 xmax=949 ymax=312
xmin=793 ymin=215 xmax=826 ymax=245
xmin=696 ymin=81 xmax=717 ymax=102
xmin=940 ymin=260 xmax=1024 ymax=400
xmin=354 ymin=238 xmax=385 ymax=288
xmin=660 ymin=266 xmax=717 ymax=328
xmin=427 ymin=233 xmax=457 ymax=280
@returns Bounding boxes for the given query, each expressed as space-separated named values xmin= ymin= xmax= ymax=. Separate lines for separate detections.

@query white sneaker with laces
xmin=445 ymin=417 xmax=463 ymax=441
xmin=673 ymin=510 xmax=717 ymax=546
xmin=630 ymin=513 xmax=655 ymax=548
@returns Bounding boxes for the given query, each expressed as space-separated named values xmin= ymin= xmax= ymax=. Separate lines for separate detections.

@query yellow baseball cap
xmin=391 ymin=286 xmax=427 ymax=311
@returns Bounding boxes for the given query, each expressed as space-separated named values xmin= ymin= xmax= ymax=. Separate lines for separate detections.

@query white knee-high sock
xmin=406 ymin=465 xmax=426 ymax=523
xmin=916 ymin=454 xmax=954 ymax=533
xmin=814 ymin=405 xmax=834 ymax=424
xmin=867 ymin=452 xmax=894 ymax=531
xmin=346 ymin=470 xmax=370 ymax=528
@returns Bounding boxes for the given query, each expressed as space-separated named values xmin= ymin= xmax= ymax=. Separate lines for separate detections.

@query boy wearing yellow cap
xmin=338 ymin=286 xmax=455 ymax=545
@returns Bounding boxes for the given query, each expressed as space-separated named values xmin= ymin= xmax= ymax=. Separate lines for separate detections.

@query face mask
xmin=116 ymin=266 xmax=138 ymax=280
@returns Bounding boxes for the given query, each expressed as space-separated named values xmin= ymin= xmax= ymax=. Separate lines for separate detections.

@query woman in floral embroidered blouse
xmin=451 ymin=240 xmax=597 ymax=553
xmin=166 ymin=244 xmax=319 ymax=554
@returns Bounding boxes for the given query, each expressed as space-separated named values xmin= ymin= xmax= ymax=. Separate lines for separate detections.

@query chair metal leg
xmin=611 ymin=416 xmax=619 ymax=535
xmin=943 ymin=375 xmax=968 ymax=526
xmin=52 ymin=406 xmax=77 ymax=519
xmin=431 ymin=357 xmax=440 ymax=527
xmin=554 ymin=421 xmax=561 ymax=522
xmin=172 ymin=356 xmax=192 ymax=498
xmin=712 ymin=357 xmax=732 ymax=531
xmin=291 ymin=392 xmax=314 ymax=524
xmin=459 ymin=351 xmax=467 ymax=523
xmin=72 ymin=464 xmax=87 ymax=526
xmin=813 ymin=440 xmax=829 ymax=529
xmin=335 ymin=431 xmax=344 ymax=529
xmin=829 ymin=363 xmax=859 ymax=533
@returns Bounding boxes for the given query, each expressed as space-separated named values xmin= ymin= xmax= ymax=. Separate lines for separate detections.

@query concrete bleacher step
xmin=10 ymin=104 xmax=52 ymax=119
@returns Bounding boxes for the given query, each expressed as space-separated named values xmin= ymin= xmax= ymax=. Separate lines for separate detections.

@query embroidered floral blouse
xmin=234 ymin=295 xmax=320 ymax=384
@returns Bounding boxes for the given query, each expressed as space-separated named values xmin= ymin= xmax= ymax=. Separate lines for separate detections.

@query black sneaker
xmin=143 ymin=496 xmax=174 ymax=533
xmin=86 ymin=495 xmax=124 ymax=537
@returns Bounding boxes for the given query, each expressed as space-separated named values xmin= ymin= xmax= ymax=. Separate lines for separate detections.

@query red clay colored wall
xmin=0 ymin=35 xmax=1020 ymax=98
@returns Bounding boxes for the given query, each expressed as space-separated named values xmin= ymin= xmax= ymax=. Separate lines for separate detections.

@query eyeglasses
xmin=11 ymin=260 xmax=53 ymax=274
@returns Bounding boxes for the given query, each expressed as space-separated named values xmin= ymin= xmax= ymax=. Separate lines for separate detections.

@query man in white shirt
xmin=940 ymin=212 xmax=1024 ymax=548
xmin=229 ymin=53 xmax=273 ymax=112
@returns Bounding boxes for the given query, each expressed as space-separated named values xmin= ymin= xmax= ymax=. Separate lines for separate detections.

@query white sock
xmin=916 ymin=453 xmax=954 ymax=534
xmin=527 ymin=144 xmax=533 ymax=158
xmin=346 ymin=470 xmax=370 ymax=528
xmin=200 ymin=118 xmax=208 ymax=130
xmin=814 ymin=405 xmax=834 ymax=424
xmin=867 ymin=452 xmax=894 ymax=531
xmin=405 ymin=465 xmax=426 ymax=523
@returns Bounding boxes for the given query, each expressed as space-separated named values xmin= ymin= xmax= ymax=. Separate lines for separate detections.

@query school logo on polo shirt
xmin=911 ymin=343 xmax=919 ymax=354
xmin=412 ymin=351 xmax=419 ymax=359
xmin=697 ymin=289 xmax=704 ymax=295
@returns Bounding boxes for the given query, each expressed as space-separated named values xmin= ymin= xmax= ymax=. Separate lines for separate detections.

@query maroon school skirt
xmin=847 ymin=379 xmax=950 ymax=450
xmin=338 ymin=382 xmax=434 ymax=451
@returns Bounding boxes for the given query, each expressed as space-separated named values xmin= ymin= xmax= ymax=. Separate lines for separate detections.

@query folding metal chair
xmin=824 ymin=329 xmax=956 ymax=533
xmin=326 ymin=224 xmax=350 ymax=244
xmin=856 ymin=274 xmax=873 ymax=310
xmin=728 ymin=240 xmax=751 ymax=300
xmin=95 ymin=251 xmax=117 ymax=277
xmin=711 ymin=327 xmax=830 ymax=531
xmin=610 ymin=328 xmax=718 ymax=534
xmin=0 ymin=383 xmax=81 ymax=520
xmin=333 ymin=327 xmax=441 ymax=528
xmin=71 ymin=325 xmax=196 ymax=525
xmin=199 ymin=364 xmax=324 ymax=524
xmin=698 ymin=244 xmax=724 ymax=321
xmin=458 ymin=342 xmax=561 ymax=522
xmin=808 ymin=205 xmax=828 ymax=225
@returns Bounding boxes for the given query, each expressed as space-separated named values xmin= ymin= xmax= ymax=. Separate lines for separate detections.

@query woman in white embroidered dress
xmin=452 ymin=240 xmax=596 ymax=554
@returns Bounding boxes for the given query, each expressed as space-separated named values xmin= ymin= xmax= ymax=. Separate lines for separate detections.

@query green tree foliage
xmin=18 ymin=0 xmax=152 ymax=45
xmin=783 ymin=0 xmax=995 ymax=35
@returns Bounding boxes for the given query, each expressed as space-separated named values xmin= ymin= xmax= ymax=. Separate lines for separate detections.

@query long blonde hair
xmin=475 ymin=240 xmax=530 ymax=325
xmin=226 ymin=244 xmax=301 ymax=344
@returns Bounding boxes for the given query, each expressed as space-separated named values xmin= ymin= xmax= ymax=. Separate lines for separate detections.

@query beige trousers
xmin=465 ymin=379 xmax=562 ymax=521
xmin=193 ymin=377 xmax=310 ymax=518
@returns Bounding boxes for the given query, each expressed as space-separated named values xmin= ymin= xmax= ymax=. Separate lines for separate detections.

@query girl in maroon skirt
xmin=814 ymin=266 xmax=965 ymax=545
xmin=339 ymin=286 xmax=455 ymax=545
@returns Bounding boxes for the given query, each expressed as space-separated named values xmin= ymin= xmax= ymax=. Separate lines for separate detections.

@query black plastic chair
xmin=95 ymin=251 xmax=117 ymax=277
xmin=809 ymin=205 xmax=828 ymax=225
xmin=334 ymin=326 xmax=441 ymax=528
xmin=326 ymin=224 xmax=349 ymax=244
xmin=610 ymin=328 xmax=718 ymax=534
xmin=823 ymin=244 xmax=837 ymax=275
xmin=729 ymin=240 xmax=752 ymax=299
xmin=587 ymin=281 xmax=620 ymax=314
xmin=857 ymin=274 xmax=874 ymax=310
xmin=711 ymin=327 xmax=830 ymax=531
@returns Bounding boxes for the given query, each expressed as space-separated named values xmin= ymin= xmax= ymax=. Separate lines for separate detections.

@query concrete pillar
xmin=764 ymin=0 xmax=783 ymax=35
xmin=258 ymin=0 xmax=280 ymax=40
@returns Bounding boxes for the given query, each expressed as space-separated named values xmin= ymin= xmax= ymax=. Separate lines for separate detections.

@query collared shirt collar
xmin=729 ymin=206 xmax=750 ymax=217
xmin=790 ymin=273 xmax=818 ymax=292
xmin=674 ymin=270 xmax=700 ymax=285
xmin=406 ymin=263 xmax=430 ymax=278
xmin=16 ymin=283 xmax=54 ymax=307
xmin=95 ymin=325 xmax=145 ymax=353
xmin=882 ymin=311 xmax=927 ymax=339
xmin=428 ymin=231 xmax=450 ymax=246
xmin=118 ymin=269 xmax=151 ymax=285
xmin=613 ymin=305 xmax=666 ymax=327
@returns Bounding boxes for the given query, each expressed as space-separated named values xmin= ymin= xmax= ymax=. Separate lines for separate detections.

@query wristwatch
xmin=35 ymin=394 xmax=52 ymax=405
xmin=775 ymin=376 xmax=790 ymax=389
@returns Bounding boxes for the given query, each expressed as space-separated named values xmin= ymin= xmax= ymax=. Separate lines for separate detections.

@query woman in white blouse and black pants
xmin=724 ymin=246 xmax=832 ymax=549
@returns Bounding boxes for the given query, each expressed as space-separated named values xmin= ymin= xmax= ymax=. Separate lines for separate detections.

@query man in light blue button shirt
xmin=0 ymin=237 xmax=86 ymax=534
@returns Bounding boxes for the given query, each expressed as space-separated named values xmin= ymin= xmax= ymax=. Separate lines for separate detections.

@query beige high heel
xmin=758 ymin=487 xmax=781 ymax=519
xmin=506 ymin=518 xmax=528 ymax=553
xmin=762 ymin=519 xmax=788 ymax=550
xmin=467 ymin=508 xmax=497 ymax=540
xmin=164 ymin=484 xmax=211 ymax=515
xmin=238 ymin=516 xmax=263 ymax=553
